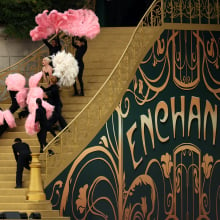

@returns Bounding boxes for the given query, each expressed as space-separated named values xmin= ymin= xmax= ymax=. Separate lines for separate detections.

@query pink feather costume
xmin=0 ymin=73 xmax=28 ymax=128
xmin=24 ymin=71 xmax=55 ymax=135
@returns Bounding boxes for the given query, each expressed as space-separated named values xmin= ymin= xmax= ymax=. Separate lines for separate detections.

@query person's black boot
xmin=80 ymin=90 xmax=84 ymax=96
xmin=40 ymin=146 xmax=43 ymax=153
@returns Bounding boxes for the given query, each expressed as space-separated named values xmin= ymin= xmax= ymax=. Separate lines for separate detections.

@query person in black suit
xmin=72 ymin=36 xmax=87 ymax=96
xmin=12 ymin=138 xmax=32 ymax=188
xmin=41 ymin=76 xmax=67 ymax=131
xmin=8 ymin=90 xmax=19 ymax=114
xmin=43 ymin=35 xmax=62 ymax=56
xmin=35 ymin=98 xmax=48 ymax=153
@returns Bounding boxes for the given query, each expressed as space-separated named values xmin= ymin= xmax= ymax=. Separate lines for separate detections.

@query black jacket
xmin=72 ymin=37 xmax=87 ymax=64
xmin=12 ymin=142 xmax=31 ymax=162
xmin=43 ymin=36 xmax=61 ymax=56
xmin=35 ymin=105 xmax=47 ymax=129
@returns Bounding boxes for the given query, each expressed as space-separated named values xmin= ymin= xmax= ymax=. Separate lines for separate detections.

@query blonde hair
xmin=43 ymin=57 xmax=51 ymax=64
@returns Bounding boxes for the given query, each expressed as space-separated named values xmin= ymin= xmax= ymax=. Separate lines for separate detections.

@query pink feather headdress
xmin=16 ymin=88 xmax=29 ymax=108
xmin=5 ymin=73 xmax=26 ymax=91
xmin=0 ymin=110 xmax=4 ymax=125
xmin=30 ymin=9 xmax=100 ymax=41
xmin=3 ymin=110 xmax=16 ymax=128
xmin=29 ymin=71 xmax=43 ymax=88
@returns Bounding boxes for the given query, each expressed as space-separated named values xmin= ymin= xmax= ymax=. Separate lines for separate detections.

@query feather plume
xmin=26 ymin=87 xmax=44 ymax=107
xmin=30 ymin=9 xmax=100 ymax=41
xmin=5 ymin=73 xmax=26 ymax=91
xmin=42 ymin=100 xmax=55 ymax=119
xmin=52 ymin=51 xmax=79 ymax=87
xmin=3 ymin=110 xmax=16 ymax=128
xmin=48 ymin=10 xmax=68 ymax=33
xmin=0 ymin=111 xmax=4 ymax=125
xmin=25 ymin=112 xmax=38 ymax=135
xmin=16 ymin=88 xmax=29 ymax=108
xmin=29 ymin=72 xmax=43 ymax=88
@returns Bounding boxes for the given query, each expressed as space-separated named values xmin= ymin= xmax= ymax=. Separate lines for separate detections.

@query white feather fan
xmin=52 ymin=51 xmax=79 ymax=87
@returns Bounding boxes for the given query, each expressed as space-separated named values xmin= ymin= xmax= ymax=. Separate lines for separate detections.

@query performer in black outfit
xmin=35 ymin=98 xmax=48 ymax=153
xmin=9 ymin=90 xmax=19 ymax=114
xmin=72 ymin=36 xmax=87 ymax=96
xmin=12 ymin=138 xmax=32 ymax=188
xmin=43 ymin=35 xmax=62 ymax=56
xmin=42 ymin=76 xmax=67 ymax=130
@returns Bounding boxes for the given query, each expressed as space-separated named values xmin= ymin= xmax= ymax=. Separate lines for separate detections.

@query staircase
xmin=0 ymin=27 xmax=135 ymax=219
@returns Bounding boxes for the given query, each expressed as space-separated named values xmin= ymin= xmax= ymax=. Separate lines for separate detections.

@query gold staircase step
xmin=0 ymin=146 xmax=40 ymax=153
xmin=0 ymin=173 xmax=34 ymax=181
xmin=0 ymin=195 xmax=27 ymax=202
xmin=0 ymin=200 xmax=52 ymax=210
xmin=0 ymin=181 xmax=29 ymax=188
xmin=0 ymin=160 xmax=16 ymax=166
xmin=0 ymin=167 xmax=45 ymax=174
xmin=0 ymin=209 xmax=70 ymax=220
xmin=0 ymin=131 xmax=36 ymax=139
xmin=0 ymin=138 xmax=39 ymax=145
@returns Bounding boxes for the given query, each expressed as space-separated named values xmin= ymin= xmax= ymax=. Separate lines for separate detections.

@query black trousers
xmin=16 ymin=154 xmax=31 ymax=186
xmin=0 ymin=122 xmax=8 ymax=137
xmin=74 ymin=62 xmax=84 ymax=95
xmin=37 ymin=127 xmax=47 ymax=151
xmin=48 ymin=107 xmax=67 ymax=130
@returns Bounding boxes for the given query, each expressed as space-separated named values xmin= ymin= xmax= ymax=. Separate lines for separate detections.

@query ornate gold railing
xmin=44 ymin=0 xmax=164 ymax=183
xmin=163 ymin=0 xmax=219 ymax=24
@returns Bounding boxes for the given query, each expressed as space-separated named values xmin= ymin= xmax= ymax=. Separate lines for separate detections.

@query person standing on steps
xmin=8 ymin=90 xmax=20 ymax=114
xmin=72 ymin=36 xmax=87 ymax=96
xmin=43 ymin=34 xmax=62 ymax=57
xmin=12 ymin=138 xmax=32 ymax=188
xmin=41 ymin=76 xmax=67 ymax=131
xmin=35 ymin=98 xmax=48 ymax=153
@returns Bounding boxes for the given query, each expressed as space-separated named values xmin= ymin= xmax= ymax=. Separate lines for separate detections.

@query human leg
xmin=37 ymin=128 xmax=47 ymax=153
xmin=16 ymin=157 xmax=24 ymax=187
xmin=73 ymin=82 xmax=78 ymax=95
xmin=78 ymin=63 xmax=84 ymax=96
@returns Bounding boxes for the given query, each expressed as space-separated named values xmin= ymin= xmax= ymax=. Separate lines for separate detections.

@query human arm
xmin=56 ymin=35 xmax=61 ymax=48
xmin=12 ymin=144 xmax=18 ymax=161
xmin=72 ymin=36 xmax=79 ymax=49
xmin=42 ymin=39 xmax=51 ymax=49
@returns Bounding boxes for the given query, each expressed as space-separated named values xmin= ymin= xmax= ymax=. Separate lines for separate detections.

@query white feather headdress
xmin=52 ymin=51 xmax=79 ymax=87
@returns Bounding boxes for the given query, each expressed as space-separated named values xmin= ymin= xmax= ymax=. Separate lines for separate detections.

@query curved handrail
xmin=0 ymin=33 xmax=72 ymax=102
xmin=44 ymin=0 xmax=163 ymax=183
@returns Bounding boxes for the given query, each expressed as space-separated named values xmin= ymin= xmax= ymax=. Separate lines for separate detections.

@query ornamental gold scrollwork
xmin=127 ymin=30 xmax=220 ymax=104
xmin=48 ymin=94 xmax=220 ymax=219
xmin=143 ymin=0 xmax=162 ymax=27
xmin=164 ymin=0 xmax=219 ymax=24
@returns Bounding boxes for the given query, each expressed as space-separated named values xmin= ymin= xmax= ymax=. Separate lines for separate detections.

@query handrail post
xmin=27 ymin=153 xmax=46 ymax=201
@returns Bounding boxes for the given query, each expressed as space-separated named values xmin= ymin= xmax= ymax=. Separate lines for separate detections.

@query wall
xmin=0 ymin=27 xmax=41 ymax=70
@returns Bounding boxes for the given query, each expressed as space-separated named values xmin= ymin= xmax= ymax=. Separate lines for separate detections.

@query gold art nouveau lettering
xmin=204 ymin=100 xmax=217 ymax=145
xmin=171 ymin=96 xmax=185 ymax=138
xmin=127 ymin=96 xmax=218 ymax=170
xmin=141 ymin=110 xmax=155 ymax=154
xmin=155 ymin=101 xmax=169 ymax=143
xmin=188 ymin=96 xmax=201 ymax=139
xmin=126 ymin=122 xmax=143 ymax=170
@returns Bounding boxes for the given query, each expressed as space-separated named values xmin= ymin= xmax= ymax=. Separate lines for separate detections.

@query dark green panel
xmin=45 ymin=29 xmax=220 ymax=219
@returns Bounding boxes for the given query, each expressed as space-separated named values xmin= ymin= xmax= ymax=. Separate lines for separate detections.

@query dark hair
xmin=14 ymin=138 xmax=22 ymax=143
xmin=36 ymin=98 xmax=42 ymax=106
